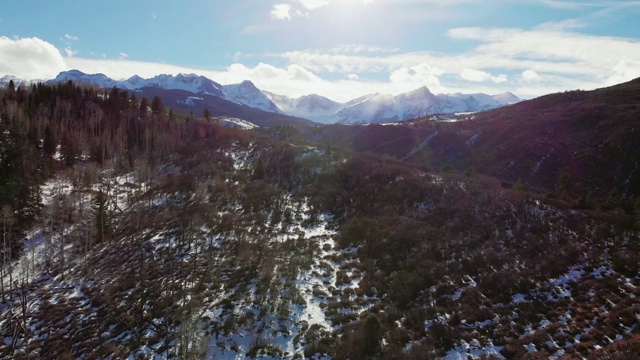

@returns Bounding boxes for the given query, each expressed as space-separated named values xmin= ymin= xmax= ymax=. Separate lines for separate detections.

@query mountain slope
xmin=265 ymin=92 xmax=342 ymax=124
xmin=1 ymin=80 xmax=639 ymax=360
xmin=0 ymin=75 xmax=40 ymax=87
xmin=50 ymin=69 xmax=121 ymax=88
xmin=335 ymin=88 xmax=521 ymax=124
xmin=299 ymin=77 xmax=640 ymax=197
xmin=138 ymin=87 xmax=315 ymax=127
xmin=49 ymin=71 xmax=278 ymax=113
xmin=133 ymin=73 xmax=225 ymax=97
xmin=46 ymin=70 xmax=520 ymax=124
xmin=222 ymin=81 xmax=283 ymax=114
xmin=46 ymin=70 xmax=313 ymax=127
xmin=267 ymin=87 xmax=521 ymax=124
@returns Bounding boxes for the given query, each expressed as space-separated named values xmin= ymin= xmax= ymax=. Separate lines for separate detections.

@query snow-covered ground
xmin=217 ymin=117 xmax=260 ymax=130
xmin=205 ymin=196 xmax=371 ymax=359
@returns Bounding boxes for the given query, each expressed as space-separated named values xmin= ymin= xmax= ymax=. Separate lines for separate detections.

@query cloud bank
xmin=0 ymin=36 xmax=67 ymax=80
xmin=2 ymin=21 xmax=640 ymax=102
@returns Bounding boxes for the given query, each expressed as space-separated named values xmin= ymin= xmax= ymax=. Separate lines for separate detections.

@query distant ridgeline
xmin=0 ymin=78 xmax=639 ymax=360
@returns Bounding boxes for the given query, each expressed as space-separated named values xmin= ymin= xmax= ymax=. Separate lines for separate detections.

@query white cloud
xmin=64 ymin=47 xmax=78 ymax=57
xmin=537 ymin=0 xmax=595 ymax=9
xmin=274 ymin=24 xmax=640 ymax=98
xmin=269 ymin=0 xmax=467 ymax=21
xmin=330 ymin=44 xmax=399 ymax=54
xmin=447 ymin=27 xmax=518 ymax=42
xmin=522 ymin=69 xmax=542 ymax=82
xmin=534 ymin=19 xmax=585 ymax=31
xmin=119 ymin=52 xmax=129 ymax=60
xmin=461 ymin=68 xmax=507 ymax=83
xmin=65 ymin=57 xmax=201 ymax=80
xmin=4 ymin=21 xmax=640 ymax=104
xmin=218 ymin=63 xmax=323 ymax=85
xmin=389 ymin=63 xmax=445 ymax=93
xmin=434 ymin=27 xmax=640 ymax=81
xmin=605 ymin=58 xmax=640 ymax=86
xmin=270 ymin=4 xmax=293 ymax=20
xmin=297 ymin=0 xmax=329 ymax=10
xmin=493 ymin=74 xmax=508 ymax=83
xmin=0 ymin=36 xmax=67 ymax=79
xmin=64 ymin=34 xmax=79 ymax=41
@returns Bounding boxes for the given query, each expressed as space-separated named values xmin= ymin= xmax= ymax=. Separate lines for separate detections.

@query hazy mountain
xmin=137 ymin=86 xmax=315 ymax=127
xmin=222 ymin=80 xmax=283 ymax=114
xmin=300 ymin=77 xmax=640 ymax=197
xmin=132 ymin=73 xmax=225 ymax=97
xmin=264 ymin=92 xmax=342 ymax=124
xmin=44 ymin=70 xmax=520 ymax=123
xmin=0 ymin=75 xmax=41 ymax=87
xmin=48 ymin=70 xmax=284 ymax=114
xmin=333 ymin=88 xmax=521 ymax=124
xmin=50 ymin=70 xmax=121 ymax=88
xmin=268 ymin=86 xmax=521 ymax=124
xmin=49 ymin=71 xmax=225 ymax=97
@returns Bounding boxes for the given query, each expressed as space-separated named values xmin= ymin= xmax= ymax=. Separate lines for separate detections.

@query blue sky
xmin=1 ymin=0 xmax=640 ymax=101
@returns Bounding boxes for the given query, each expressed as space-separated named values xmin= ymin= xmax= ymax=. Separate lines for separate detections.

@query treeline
xmin=299 ymin=153 xmax=640 ymax=359
xmin=0 ymin=80 xmax=240 ymax=253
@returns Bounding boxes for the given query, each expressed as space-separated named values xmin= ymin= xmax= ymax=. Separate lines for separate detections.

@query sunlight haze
xmin=1 ymin=0 xmax=639 ymax=101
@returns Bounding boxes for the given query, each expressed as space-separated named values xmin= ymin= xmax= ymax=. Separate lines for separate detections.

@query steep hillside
xmin=302 ymin=78 xmax=640 ymax=198
xmin=138 ymin=87 xmax=316 ymax=127
xmin=264 ymin=92 xmax=342 ymax=124
xmin=266 ymin=87 xmax=521 ymax=124
xmin=1 ymin=81 xmax=638 ymax=360
xmin=222 ymin=81 xmax=283 ymax=114
xmin=334 ymin=88 xmax=519 ymax=124
xmin=436 ymin=77 xmax=640 ymax=196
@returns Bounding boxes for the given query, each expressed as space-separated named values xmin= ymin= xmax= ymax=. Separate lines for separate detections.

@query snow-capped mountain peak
xmin=333 ymin=86 xmax=522 ymax=124
xmin=51 ymin=70 xmax=121 ymax=88
xmin=0 ymin=75 xmax=23 ymax=85
xmin=265 ymin=92 xmax=341 ymax=124
xmin=142 ymin=73 xmax=224 ymax=97
xmin=47 ymin=70 xmax=226 ymax=97
xmin=492 ymin=91 xmax=521 ymax=104
xmin=222 ymin=81 xmax=283 ymax=114
xmin=42 ymin=70 xmax=521 ymax=124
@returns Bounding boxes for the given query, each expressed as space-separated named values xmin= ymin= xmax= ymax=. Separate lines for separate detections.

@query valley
xmin=0 ymin=77 xmax=638 ymax=359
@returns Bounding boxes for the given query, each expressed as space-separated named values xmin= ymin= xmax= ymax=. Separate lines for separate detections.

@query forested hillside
xmin=301 ymin=78 xmax=640 ymax=201
xmin=0 ymin=81 xmax=639 ymax=359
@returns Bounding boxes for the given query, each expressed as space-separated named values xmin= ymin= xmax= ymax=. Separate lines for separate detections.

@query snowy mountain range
xmin=19 ymin=70 xmax=521 ymax=123
xmin=267 ymin=86 xmax=520 ymax=124
xmin=0 ymin=75 xmax=40 ymax=87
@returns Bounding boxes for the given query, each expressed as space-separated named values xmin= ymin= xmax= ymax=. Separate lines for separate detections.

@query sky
xmin=1 ymin=0 xmax=640 ymax=102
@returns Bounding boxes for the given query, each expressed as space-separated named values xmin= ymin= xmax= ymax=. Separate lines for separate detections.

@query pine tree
xmin=151 ymin=96 xmax=165 ymax=119
xmin=91 ymin=187 xmax=111 ymax=244
xmin=513 ymin=179 xmax=529 ymax=193
xmin=602 ymin=188 xmax=622 ymax=212
xmin=61 ymin=131 xmax=79 ymax=166
xmin=139 ymin=96 xmax=149 ymax=119
xmin=43 ymin=124 xmax=56 ymax=157
xmin=0 ymin=205 xmax=15 ymax=300
xmin=634 ymin=197 xmax=640 ymax=229
xmin=253 ymin=158 xmax=266 ymax=180
xmin=556 ymin=167 xmax=573 ymax=200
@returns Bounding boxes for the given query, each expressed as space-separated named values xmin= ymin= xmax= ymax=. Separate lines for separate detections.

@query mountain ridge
xmin=297 ymin=76 xmax=640 ymax=197
xmin=35 ymin=70 xmax=521 ymax=123
xmin=2 ymin=71 xmax=639 ymax=360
